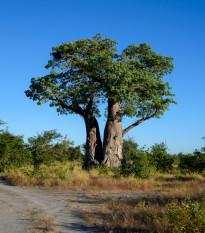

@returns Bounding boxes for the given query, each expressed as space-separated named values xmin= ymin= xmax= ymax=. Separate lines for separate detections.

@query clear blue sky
xmin=0 ymin=0 xmax=204 ymax=154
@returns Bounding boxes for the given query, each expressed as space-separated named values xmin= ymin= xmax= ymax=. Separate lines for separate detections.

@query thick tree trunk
xmin=83 ymin=115 xmax=103 ymax=169
xmin=102 ymin=101 xmax=123 ymax=167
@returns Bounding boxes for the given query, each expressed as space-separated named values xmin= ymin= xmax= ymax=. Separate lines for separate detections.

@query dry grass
xmin=1 ymin=162 xmax=159 ymax=192
xmin=1 ymin=162 xmax=205 ymax=194
xmin=29 ymin=208 xmax=59 ymax=233
xmin=80 ymin=179 xmax=205 ymax=232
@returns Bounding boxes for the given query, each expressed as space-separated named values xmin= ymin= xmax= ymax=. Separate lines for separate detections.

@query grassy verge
xmin=0 ymin=161 xmax=204 ymax=193
xmin=80 ymin=190 xmax=205 ymax=232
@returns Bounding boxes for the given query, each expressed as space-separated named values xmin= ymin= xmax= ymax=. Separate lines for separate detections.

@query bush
xmin=27 ymin=130 xmax=84 ymax=170
xmin=26 ymin=130 xmax=63 ymax=170
xmin=67 ymin=145 xmax=84 ymax=161
xmin=52 ymin=143 xmax=84 ymax=162
xmin=179 ymin=149 xmax=205 ymax=173
xmin=164 ymin=197 xmax=205 ymax=232
xmin=0 ymin=131 xmax=32 ymax=171
xmin=149 ymin=142 xmax=174 ymax=172
xmin=193 ymin=148 xmax=205 ymax=173
xmin=121 ymin=138 xmax=156 ymax=178
xmin=178 ymin=153 xmax=195 ymax=173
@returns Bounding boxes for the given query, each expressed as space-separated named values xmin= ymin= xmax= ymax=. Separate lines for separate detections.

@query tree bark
xmin=83 ymin=115 xmax=103 ymax=169
xmin=102 ymin=101 xmax=123 ymax=167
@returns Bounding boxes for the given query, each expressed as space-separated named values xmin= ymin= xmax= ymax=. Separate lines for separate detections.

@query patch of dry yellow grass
xmin=1 ymin=162 xmax=205 ymax=193
xmin=29 ymin=208 xmax=59 ymax=233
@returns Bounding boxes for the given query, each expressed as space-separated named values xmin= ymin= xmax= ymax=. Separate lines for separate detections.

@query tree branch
xmin=85 ymin=96 xmax=94 ymax=113
xmin=49 ymin=96 xmax=84 ymax=116
xmin=122 ymin=110 xmax=158 ymax=137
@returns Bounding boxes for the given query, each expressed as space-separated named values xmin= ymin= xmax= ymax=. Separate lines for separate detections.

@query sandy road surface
xmin=0 ymin=180 xmax=97 ymax=232
xmin=0 ymin=180 xmax=156 ymax=233
xmin=0 ymin=181 xmax=34 ymax=233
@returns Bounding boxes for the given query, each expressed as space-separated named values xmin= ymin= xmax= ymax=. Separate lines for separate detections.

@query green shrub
xmin=0 ymin=131 xmax=32 ymax=171
xmin=27 ymin=130 xmax=84 ymax=170
xmin=193 ymin=148 xmax=205 ymax=173
xmin=27 ymin=130 xmax=63 ymax=170
xmin=149 ymin=142 xmax=174 ymax=172
xmin=67 ymin=145 xmax=84 ymax=161
xmin=164 ymin=197 xmax=205 ymax=232
xmin=179 ymin=149 xmax=205 ymax=173
xmin=121 ymin=138 xmax=156 ymax=178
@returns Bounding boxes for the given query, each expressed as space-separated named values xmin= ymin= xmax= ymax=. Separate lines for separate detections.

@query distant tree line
xmin=121 ymin=138 xmax=205 ymax=177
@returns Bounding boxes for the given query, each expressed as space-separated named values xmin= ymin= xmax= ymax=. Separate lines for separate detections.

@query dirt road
xmin=0 ymin=180 xmax=98 ymax=232
xmin=0 ymin=180 xmax=155 ymax=232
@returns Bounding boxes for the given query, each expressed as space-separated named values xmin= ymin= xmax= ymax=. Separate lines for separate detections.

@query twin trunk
xmin=83 ymin=102 xmax=123 ymax=168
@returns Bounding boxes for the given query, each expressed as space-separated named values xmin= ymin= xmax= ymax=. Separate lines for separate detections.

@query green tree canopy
xmin=26 ymin=34 xmax=175 ymax=118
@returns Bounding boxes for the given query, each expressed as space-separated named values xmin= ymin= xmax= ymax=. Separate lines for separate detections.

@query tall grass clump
xmin=3 ymin=161 xmax=89 ymax=188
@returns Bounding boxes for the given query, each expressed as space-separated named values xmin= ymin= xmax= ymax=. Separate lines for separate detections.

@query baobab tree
xmin=26 ymin=34 xmax=176 ymax=168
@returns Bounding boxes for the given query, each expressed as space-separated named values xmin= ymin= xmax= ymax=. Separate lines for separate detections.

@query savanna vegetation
xmin=1 ymin=35 xmax=204 ymax=232
xmin=0 ymin=120 xmax=205 ymax=232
